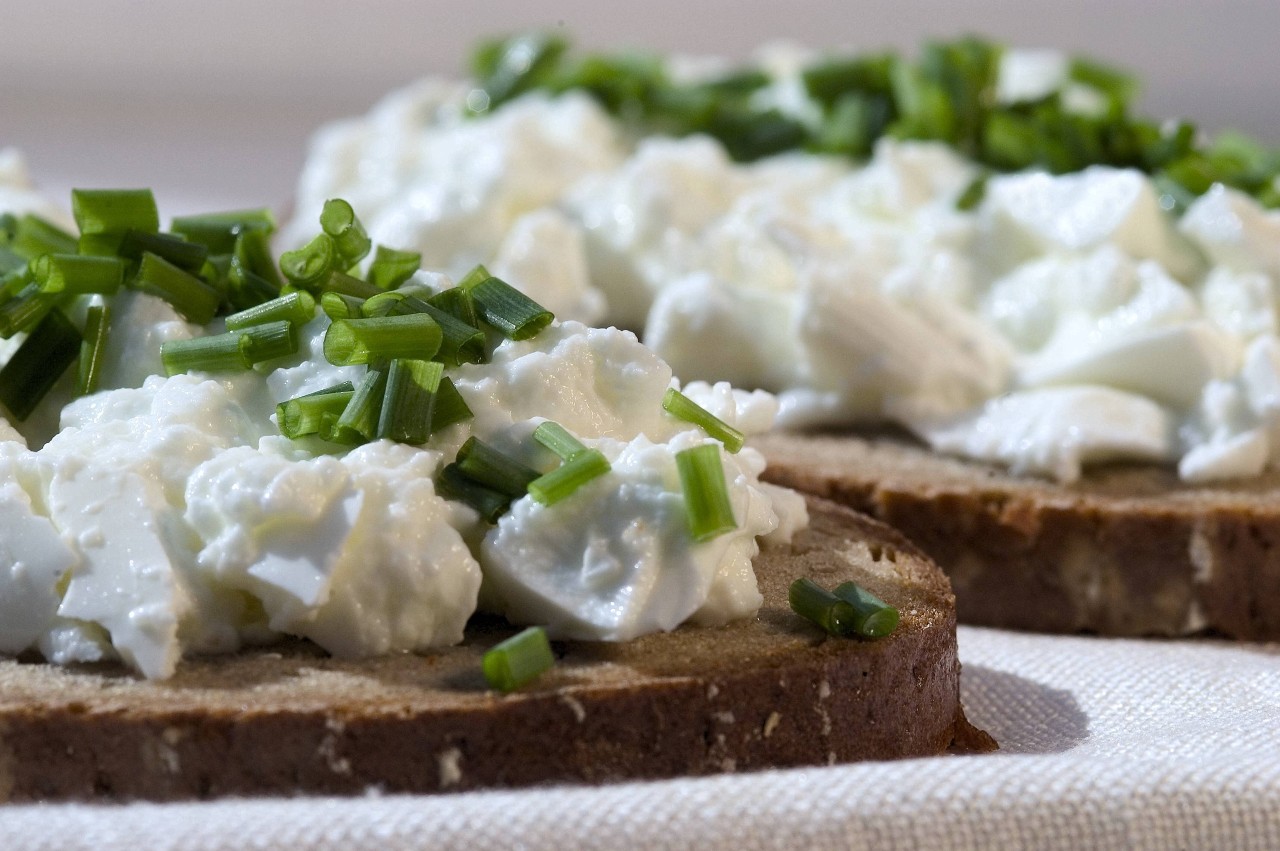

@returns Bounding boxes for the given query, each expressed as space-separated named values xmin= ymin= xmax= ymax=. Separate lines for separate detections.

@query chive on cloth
xmin=2 ymin=627 xmax=1278 ymax=850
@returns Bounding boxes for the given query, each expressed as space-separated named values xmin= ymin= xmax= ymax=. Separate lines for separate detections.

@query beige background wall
xmin=3 ymin=0 xmax=1277 ymax=213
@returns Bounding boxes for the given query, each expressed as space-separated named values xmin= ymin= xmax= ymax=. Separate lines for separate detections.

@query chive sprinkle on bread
xmin=755 ymin=430 xmax=1280 ymax=641
xmin=0 ymin=496 xmax=991 ymax=802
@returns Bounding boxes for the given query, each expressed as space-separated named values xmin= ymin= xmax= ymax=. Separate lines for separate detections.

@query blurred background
xmin=4 ymin=0 xmax=1278 ymax=215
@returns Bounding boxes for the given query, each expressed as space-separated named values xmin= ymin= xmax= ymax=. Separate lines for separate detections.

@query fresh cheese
xmin=286 ymin=57 xmax=1280 ymax=484
xmin=0 ymin=163 xmax=799 ymax=679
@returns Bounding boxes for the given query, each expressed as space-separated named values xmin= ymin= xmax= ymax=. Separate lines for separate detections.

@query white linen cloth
xmin=3 ymin=627 xmax=1278 ymax=851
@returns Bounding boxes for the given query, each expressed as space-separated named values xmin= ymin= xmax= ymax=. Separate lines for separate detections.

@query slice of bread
xmin=0 ymin=497 xmax=989 ymax=802
xmin=754 ymin=431 xmax=1280 ymax=640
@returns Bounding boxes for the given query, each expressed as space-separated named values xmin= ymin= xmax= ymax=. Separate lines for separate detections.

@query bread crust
xmin=0 ymin=497 xmax=986 ymax=802
xmin=755 ymin=431 xmax=1280 ymax=640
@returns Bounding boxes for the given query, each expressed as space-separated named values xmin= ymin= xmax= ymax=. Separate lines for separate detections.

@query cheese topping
xmin=0 ymin=156 xmax=798 ymax=678
xmin=285 ymin=53 xmax=1280 ymax=484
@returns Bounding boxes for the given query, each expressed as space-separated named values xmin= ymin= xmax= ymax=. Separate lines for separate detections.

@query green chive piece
xmin=321 ymin=291 xmax=366 ymax=320
xmin=171 ymin=209 xmax=275 ymax=254
xmin=320 ymin=269 xmax=383 ymax=300
xmin=377 ymin=358 xmax=443 ymax=444
xmin=427 ymin=285 xmax=481 ymax=328
xmin=160 ymin=332 xmax=252 ymax=376
xmin=456 ymin=436 xmax=541 ymax=496
xmin=482 ymin=626 xmax=555 ymax=692
xmin=10 ymin=214 xmax=78 ymax=259
xmin=467 ymin=274 xmax=554 ymax=340
xmin=955 ymin=174 xmax=989 ymax=211
xmin=675 ymin=444 xmax=737 ymax=542
xmin=472 ymin=32 xmax=569 ymax=111
xmin=279 ymin=233 xmax=337 ymax=291
xmin=788 ymin=578 xmax=858 ymax=637
xmin=323 ymin=314 xmax=443 ymax=365
xmin=431 ymin=377 xmax=473 ymax=432
xmin=330 ymin=367 xmax=389 ymax=445
xmin=238 ymin=320 xmax=298 ymax=365
xmin=662 ymin=388 xmax=745 ymax=453
xmin=532 ymin=420 xmax=587 ymax=461
xmin=224 ymin=291 xmax=316 ymax=331
xmin=276 ymin=384 xmax=356 ymax=439
xmin=833 ymin=582 xmax=900 ymax=638
xmin=32 ymin=254 xmax=124 ymax=296
xmin=0 ymin=284 xmax=57 ymax=338
xmin=71 ymin=189 xmax=159 ymax=255
xmin=225 ymin=268 xmax=280 ymax=314
xmin=232 ymin=227 xmax=284 ymax=291
xmin=364 ymin=292 xmax=485 ymax=365
xmin=76 ymin=302 xmax=111 ymax=396
xmin=117 ymin=230 xmax=209 ymax=272
xmin=320 ymin=199 xmax=372 ymax=268
xmin=366 ymin=245 xmax=422 ymax=290
xmin=437 ymin=462 xmax=513 ymax=522
xmin=0 ymin=310 xmax=80 ymax=421
xmin=132 ymin=252 xmax=221 ymax=324
xmin=528 ymin=448 xmax=610 ymax=506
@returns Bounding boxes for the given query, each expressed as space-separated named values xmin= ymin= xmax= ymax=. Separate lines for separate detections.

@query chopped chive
xmin=76 ymin=302 xmax=110 ymax=396
xmin=377 ymin=358 xmax=443 ymax=444
xmin=437 ymin=462 xmax=513 ymax=523
xmin=364 ymin=292 xmax=484 ymax=365
xmin=482 ymin=626 xmax=555 ymax=692
xmin=72 ymin=189 xmax=159 ymax=255
xmin=279 ymin=233 xmax=337 ymax=291
xmin=10 ymin=214 xmax=78 ymax=258
xmin=532 ymin=420 xmax=587 ymax=461
xmin=360 ymin=290 xmax=411 ymax=318
xmin=321 ymin=291 xmax=366 ymax=320
xmin=662 ymin=388 xmax=745 ymax=453
xmin=427 ymin=285 xmax=480 ymax=328
xmin=117 ymin=230 xmax=208 ymax=272
xmin=172 ymin=209 xmax=275 ymax=255
xmin=330 ymin=367 xmax=389 ymax=444
xmin=456 ymin=436 xmax=541 ymax=496
xmin=160 ymin=332 xmax=252 ymax=376
xmin=955 ymin=174 xmax=989 ymax=211
xmin=456 ymin=264 xmax=493 ymax=291
xmin=32 ymin=254 xmax=124 ymax=296
xmin=0 ymin=284 xmax=58 ymax=338
xmin=0 ymin=310 xmax=80 ymax=421
xmin=276 ymin=384 xmax=356 ymax=439
xmin=528 ymin=448 xmax=610 ymax=505
xmin=833 ymin=582 xmax=900 ymax=638
xmin=366 ymin=245 xmax=421 ymax=290
xmin=132 ymin=252 xmax=221 ymax=324
xmin=467 ymin=274 xmax=554 ymax=340
xmin=320 ymin=269 xmax=383 ymax=300
xmin=232 ymin=227 xmax=284 ymax=290
xmin=431 ymin=377 xmax=473 ymax=432
xmin=323 ymin=314 xmax=443 ymax=365
xmin=225 ymin=268 xmax=280 ymax=314
xmin=675 ymin=444 xmax=737 ymax=542
xmin=788 ymin=578 xmax=858 ymax=636
xmin=320 ymin=199 xmax=372 ymax=268
xmin=238 ymin=320 xmax=298 ymax=365
xmin=224 ymin=291 xmax=315 ymax=330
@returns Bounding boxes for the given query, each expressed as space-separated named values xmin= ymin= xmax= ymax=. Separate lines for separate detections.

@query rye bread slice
xmin=0 ymin=496 xmax=988 ymax=802
xmin=754 ymin=430 xmax=1280 ymax=640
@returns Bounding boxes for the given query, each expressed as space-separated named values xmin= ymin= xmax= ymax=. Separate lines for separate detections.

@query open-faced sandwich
xmin=281 ymin=35 xmax=1280 ymax=639
xmin=0 ymin=159 xmax=988 ymax=801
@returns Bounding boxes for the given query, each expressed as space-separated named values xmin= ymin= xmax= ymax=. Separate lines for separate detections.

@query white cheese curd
xmin=287 ymin=59 xmax=1280 ymax=483
xmin=186 ymin=440 xmax=482 ymax=657
xmin=482 ymin=431 xmax=775 ymax=640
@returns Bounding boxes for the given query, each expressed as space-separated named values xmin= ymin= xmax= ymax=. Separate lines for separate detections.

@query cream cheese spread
xmin=0 ymin=156 xmax=799 ymax=678
xmin=286 ymin=51 xmax=1280 ymax=484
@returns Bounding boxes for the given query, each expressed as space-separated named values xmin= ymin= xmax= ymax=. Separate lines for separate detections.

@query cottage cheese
xmin=287 ymin=54 xmax=1280 ymax=483
xmin=0 ymin=159 xmax=797 ymax=677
